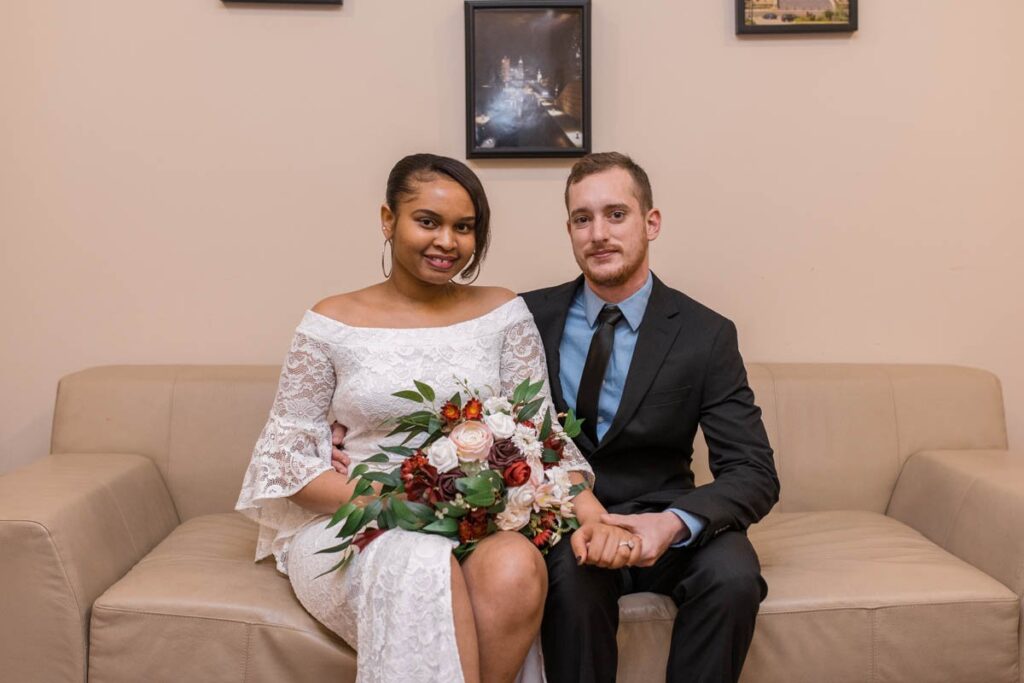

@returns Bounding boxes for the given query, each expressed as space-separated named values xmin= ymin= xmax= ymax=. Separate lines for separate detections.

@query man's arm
xmin=671 ymin=319 xmax=779 ymax=546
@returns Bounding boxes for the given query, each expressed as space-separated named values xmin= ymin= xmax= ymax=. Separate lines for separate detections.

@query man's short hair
xmin=564 ymin=152 xmax=654 ymax=214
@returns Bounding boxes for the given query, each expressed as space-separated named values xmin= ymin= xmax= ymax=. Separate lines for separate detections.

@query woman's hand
xmin=571 ymin=521 xmax=643 ymax=569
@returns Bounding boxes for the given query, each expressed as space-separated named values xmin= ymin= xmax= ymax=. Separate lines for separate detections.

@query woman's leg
xmin=461 ymin=531 xmax=548 ymax=683
xmin=451 ymin=556 xmax=482 ymax=683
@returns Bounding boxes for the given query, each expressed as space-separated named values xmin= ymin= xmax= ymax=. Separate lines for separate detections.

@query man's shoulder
xmin=653 ymin=277 xmax=733 ymax=332
xmin=519 ymin=279 xmax=579 ymax=313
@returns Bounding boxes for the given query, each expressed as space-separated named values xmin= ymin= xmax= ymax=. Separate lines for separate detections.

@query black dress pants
xmin=541 ymin=530 xmax=767 ymax=683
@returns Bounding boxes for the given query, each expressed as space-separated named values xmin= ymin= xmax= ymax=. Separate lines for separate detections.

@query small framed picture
xmin=223 ymin=0 xmax=340 ymax=4
xmin=465 ymin=0 xmax=591 ymax=159
xmin=736 ymin=0 xmax=857 ymax=34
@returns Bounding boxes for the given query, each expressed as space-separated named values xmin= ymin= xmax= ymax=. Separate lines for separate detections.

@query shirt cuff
xmin=667 ymin=508 xmax=706 ymax=548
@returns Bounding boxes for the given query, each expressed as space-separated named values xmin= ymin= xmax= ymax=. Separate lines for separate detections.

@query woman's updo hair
xmin=385 ymin=153 xmax=491 ymax=282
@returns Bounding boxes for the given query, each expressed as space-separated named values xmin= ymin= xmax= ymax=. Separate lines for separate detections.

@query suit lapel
xmin=596 ymin=275 xmax=682 ymax=452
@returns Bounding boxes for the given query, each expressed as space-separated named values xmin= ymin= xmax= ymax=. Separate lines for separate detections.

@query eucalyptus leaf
xmin=413 ymin=380 xmax=436 ymax=403
xmin=326 ymin=502 xmax=356 ymax=529
xmin=539 ymin=411 xmax=553 ymax=440
xmin=381 ymin=445 xmax=416 ymax=457
xmin=315 ymin=539 xmax=352 ymax=555
xmin=423 ymin=517 xmax=458 ymax=534
xmin=517 ymin=398 xmax=544 ymax=423
xmin=392 ymin=390 xmax=423 ymax=403
xmin=363 ymin=453 xmax=391 ymax=464
xmin=404 ymin=500 xmax=436 ymax=521
xmin=338 ymin=507 xmax=365 ymax=537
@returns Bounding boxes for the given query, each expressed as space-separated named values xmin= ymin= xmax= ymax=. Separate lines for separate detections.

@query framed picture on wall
xmin=736 ymin=0 xmax=857 ymax=34
xmin=465 ymin=0 xmax=591 ymax=159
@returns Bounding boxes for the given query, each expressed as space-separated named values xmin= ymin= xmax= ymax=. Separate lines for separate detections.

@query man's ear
xmin=645 ymin=208 xmax=662 ymax=242
xmin=380 ymin=204 xmax=395 ymax=241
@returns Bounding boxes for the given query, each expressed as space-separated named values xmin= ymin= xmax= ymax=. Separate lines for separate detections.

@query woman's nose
xmin=434 ymin=227 xmax=457 ymax=250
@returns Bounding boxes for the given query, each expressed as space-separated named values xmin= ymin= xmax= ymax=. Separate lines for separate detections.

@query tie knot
xmin=597 ymin=305 xmax=624 ymax=327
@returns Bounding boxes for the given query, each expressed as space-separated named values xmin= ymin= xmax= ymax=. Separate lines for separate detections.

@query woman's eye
xmin=418 ymin=218 xmax=436 ymax=228
xmin=456 ymin=224 xmax=473 ymax=233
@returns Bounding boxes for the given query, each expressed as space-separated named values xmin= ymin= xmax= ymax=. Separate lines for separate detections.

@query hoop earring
xmin=461 ymin=266 xmax=481 ymax=285
xmin=381 ymin=239 xmax=393 ymax=278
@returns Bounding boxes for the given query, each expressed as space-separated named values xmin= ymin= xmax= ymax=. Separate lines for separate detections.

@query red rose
xmin=463 ymin=398 xmax=483 ymax=421
xmin=441 ymin=402 xmax=461 ymax=422
xmin=543 ymin=434 xmax=565 ymax=454
xmin=457 ymin=508 xmax=489 ymax=543
xmin=435 ymin=468 xmax=465 ymax=501
xmin=520 ymin=419 xmax=536 ymax=430
xmin=488 ymin=438 xmax=523 ymax=469
xmin=531 ymin=529 xmax=553 ymax=548
xmin=503 ymin=460 xmax=531 ymax=487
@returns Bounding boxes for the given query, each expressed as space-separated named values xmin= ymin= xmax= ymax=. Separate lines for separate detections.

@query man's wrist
xmin=663 ymin=510 xmax=690 ymax=544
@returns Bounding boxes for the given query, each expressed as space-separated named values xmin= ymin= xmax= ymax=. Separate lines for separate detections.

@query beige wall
xmin=2 ymin=0 xmax=1022 ymax=474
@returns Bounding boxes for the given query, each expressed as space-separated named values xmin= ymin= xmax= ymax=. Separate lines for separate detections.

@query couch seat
xmin=89 ymin=513 xmax=356 ymax=683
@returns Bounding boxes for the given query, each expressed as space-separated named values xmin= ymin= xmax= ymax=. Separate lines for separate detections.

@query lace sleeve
xmin=500 ymin=315 xmax=595 ymax=486
xmin=235 ymin=329 xmax=335 ymax=527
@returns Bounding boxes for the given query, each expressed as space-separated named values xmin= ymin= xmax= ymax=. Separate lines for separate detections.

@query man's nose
xmin=590 ymin=217 xmax=610 ymax=242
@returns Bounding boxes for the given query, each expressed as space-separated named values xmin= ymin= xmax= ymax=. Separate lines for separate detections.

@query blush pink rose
xmin=449 ymin=420 xmax=494 ymax=462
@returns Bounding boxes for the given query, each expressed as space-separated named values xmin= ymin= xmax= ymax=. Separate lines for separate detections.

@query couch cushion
xmin=89 ymin=513 xmax=355 ymax=683
xmin=746 ymin=511 xmax=1019 ymax=682
xmin=616 ymin=512 xmax=1019 ymax=683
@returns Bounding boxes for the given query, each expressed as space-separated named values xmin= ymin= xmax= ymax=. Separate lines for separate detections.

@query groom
xmin=521 ymin=152 xmax=779 ymax=683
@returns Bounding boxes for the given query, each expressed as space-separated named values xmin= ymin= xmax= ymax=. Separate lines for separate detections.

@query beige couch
xmin=1 ymin=364 xmax=1021 ymax=682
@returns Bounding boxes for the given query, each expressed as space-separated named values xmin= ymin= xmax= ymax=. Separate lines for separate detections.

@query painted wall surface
xmin=2 ymin=1 xmax=1022 ymax=473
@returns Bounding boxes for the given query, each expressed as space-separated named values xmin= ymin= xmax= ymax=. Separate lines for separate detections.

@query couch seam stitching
xmin=760 ymin=598 xmax=1019 ymax=615
xmin=884 ymin=368 xmax=903 ymax=516
xmin=91 ymin=604 xmax=316 ymax=634
xmin=165 ymin=372 xmax=178 ymax=513
xmin=944 ymin=471 xmax=980 ymax=549
xmin=242 ymin=622 xmax=252 ymax=683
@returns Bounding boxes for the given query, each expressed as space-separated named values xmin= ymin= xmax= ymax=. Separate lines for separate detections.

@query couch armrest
xmin=0 ymin=453 xmax=179 ymax=683
xmin=888 ymin=449 xmax=1024 ymax=595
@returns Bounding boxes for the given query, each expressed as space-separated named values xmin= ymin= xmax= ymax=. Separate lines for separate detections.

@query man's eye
xmin=610 ymin=211 xmax=625 ymax=220
xmin=574 ymin=216 xmax=590 ymax=225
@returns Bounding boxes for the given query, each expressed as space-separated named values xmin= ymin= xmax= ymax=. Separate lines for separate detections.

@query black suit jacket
xmin=522 ymin=274 xmax=779 ymax=547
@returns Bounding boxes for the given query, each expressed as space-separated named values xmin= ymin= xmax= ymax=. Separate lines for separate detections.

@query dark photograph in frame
xmin=737 ymin=0 xmax=857 ymax=34
xmin=465 ymin=1 xmax=591 ymax=159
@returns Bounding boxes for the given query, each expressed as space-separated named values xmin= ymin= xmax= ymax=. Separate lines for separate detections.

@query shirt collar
xmin=582 ymin=272 xmax=654 ymax=332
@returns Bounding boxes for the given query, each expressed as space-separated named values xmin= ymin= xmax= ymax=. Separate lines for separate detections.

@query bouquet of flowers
xmin=317 ymin=378 xmax=586 ymax=575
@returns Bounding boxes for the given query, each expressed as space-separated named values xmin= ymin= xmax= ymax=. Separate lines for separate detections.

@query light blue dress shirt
xmin=558 ymin=273 xmax=706 ymax=547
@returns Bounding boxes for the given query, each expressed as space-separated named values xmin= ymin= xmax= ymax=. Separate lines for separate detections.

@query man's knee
xmin=681 ymin=533 xmax=766 ymax=613
xmin=545 ymin=535 xmax=622 ymax=616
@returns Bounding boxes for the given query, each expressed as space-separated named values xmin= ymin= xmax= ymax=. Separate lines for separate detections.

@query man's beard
xmin=581 ymin=251 xmax=644 ymax=288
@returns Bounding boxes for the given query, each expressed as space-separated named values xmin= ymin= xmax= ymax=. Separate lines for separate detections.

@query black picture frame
xmin=736 ymin=0 xmax=857 ymax=35
xmin=465 ymin=0 xmax=591 ymax=159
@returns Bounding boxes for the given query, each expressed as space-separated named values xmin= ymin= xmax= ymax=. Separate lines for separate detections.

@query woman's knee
xmin=465 ymin=533 xmax=548 ymax=606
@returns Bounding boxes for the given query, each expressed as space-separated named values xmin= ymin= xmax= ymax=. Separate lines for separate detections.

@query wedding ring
xmin=618 ymin=540 xmax=635 ymax=550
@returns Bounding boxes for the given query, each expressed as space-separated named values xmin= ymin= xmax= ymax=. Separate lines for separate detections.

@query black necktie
xmin=577 ymin=305 xmax=624 ymax=444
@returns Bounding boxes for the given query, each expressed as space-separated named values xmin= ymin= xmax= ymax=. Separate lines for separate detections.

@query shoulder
xmin=520 ymin=278 xmax=580 ymax=312
xmin=652 ymin=276 xmax=735 ymax=338
xmin=466 ymin=285 xmax=517 ymax=310
xmin=310 ymin=286 xmax=381 ymax=324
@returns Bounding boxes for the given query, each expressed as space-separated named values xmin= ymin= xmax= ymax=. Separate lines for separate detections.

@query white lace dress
xmin=235 ymin=297 xmax=594 ymax=683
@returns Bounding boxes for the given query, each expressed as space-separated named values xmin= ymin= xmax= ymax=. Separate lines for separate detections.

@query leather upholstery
xmin=3 ymin=363 xmax=1020 ymax=682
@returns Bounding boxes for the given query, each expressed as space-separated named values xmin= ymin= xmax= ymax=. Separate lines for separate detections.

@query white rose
xmin=483 ymin=412 xmax=517 ymax=439
xmin=545 ymin=465 xmax=572 ymax=495
xmin=483 ymin=396 xmax=512 ymax=415
xmin=506 ymin=484 xmax=537 ymax=510
xmin=495 ymin=505 xmax=531 ymax=531
xmin=426 ymin=436 xmax=459 ymax=473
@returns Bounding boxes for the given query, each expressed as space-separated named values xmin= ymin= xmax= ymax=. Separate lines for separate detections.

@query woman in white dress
xmin=235 ymin=154 xmax=599 ymax=683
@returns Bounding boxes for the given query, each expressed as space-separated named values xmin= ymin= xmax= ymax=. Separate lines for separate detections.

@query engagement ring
xmin=618 ymin=540 xmax=635 ymax=550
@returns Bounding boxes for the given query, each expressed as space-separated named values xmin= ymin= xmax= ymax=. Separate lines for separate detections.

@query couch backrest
xmin=51 ymin=363 xmax=1008 ymax=520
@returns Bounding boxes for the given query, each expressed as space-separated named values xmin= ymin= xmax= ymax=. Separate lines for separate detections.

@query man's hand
xmin=331 ymin=422 xmax=350 ymax=476
xmin=601 ymin=511 xmax=690 ymax=567
xmin=571 ymin=521 xmax=643 ymax=569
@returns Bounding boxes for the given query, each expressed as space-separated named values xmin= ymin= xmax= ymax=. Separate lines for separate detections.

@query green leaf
xmin=422 ymin=517 xmax=458 ymax=534
xmin=542 ymin=448 xmax=560 ymax=464
xmin=397 ymin=516 xmax=425 ymax=531
xmin=314 ymin=555 xmax=353 ymax=578
xmin=539 ymin=411 xmax=553 ymax=441
xmin=315 ymin=539 xmax=352 ymax=555
xmin=517 ymin=398 xmax=544 ymax=423
xmin=523 ymin=379 xmax=544 ymax=402
xmin=346 ymin=463 xmax=370 ymax=483
xmin=326 ymin=502 xmax=356 ymax=529
xmin=449 ymin=392 xmax=462 ymax=409
xmin=338 ymin=507 xmax=365 ymax=537
xmin=352 ymin=478 xmax=374 ymax=499
xmin=378 ymin=504 xmax=397 ymax=530
xmin=566 ymin=517 xmax=580 ymax=530
xmin=404 ymin=500 xmax=436 ymax=521
xmin=392 ymin=390 xmax=423 ymax=403
xmin=362 ymin=471 xmax=400 ymax=488
xmin=512 ymin=379 xmax=530 ymax=404
xmin=465 ymin=491 xmax=497 ymax=507
xmin=381 ymin=445 xmax=416 ymax=457
xmin=427 ymin=416 xmax=443 ymax=434
xmin=363 ymin=453 xmax=392 ymax=464
xmin=414 ymin=380 xmax=436 ymax=403
xmin=561 ymin=409 xmax=583 ymax=438
xmin=390 ymin=497 xmax=418 ymax=524
xmin=569 ymin=483 xmax=587 ymax=497
xmin=362 ymin=497 xmax=383 ymax=523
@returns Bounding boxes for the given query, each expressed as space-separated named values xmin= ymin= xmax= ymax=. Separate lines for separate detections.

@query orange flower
xmin=441 ymin=402 xmax=461 ymax=422
xmin=463 ymin=398 xmax=483 ymax=421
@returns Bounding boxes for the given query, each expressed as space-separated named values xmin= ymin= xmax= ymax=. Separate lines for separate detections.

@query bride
xmin=235 ymin=154 xmax=597 ymax=683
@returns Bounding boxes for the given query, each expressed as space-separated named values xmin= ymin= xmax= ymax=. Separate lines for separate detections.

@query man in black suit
xmin=522 ymin=152 xmax=779 ymax=683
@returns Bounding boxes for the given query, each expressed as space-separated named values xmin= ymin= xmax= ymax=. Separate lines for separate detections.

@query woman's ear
xmin=380 ymin=204 xmax=395 ymax=241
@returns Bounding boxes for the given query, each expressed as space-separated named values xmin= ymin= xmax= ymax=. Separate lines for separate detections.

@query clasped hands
xmin=329 ymin=422 xmax=687 ymax=570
